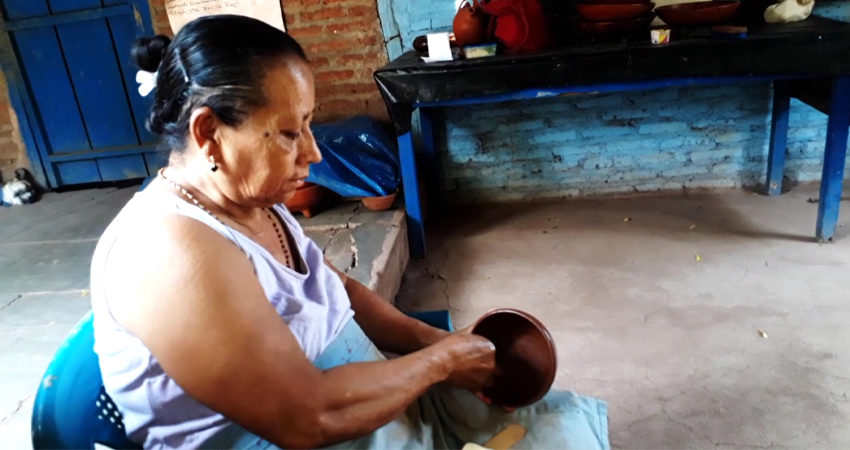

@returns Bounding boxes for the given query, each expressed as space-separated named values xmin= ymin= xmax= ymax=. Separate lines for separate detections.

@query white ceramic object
xmin=462 ymin=445 xmax=491 ymax=450
xmin=764 ymin=0 xmax=815 ymax=24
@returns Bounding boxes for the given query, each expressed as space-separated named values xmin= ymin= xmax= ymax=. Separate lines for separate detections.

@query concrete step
xmin=300 ymin=202 xmax=409 ymax=303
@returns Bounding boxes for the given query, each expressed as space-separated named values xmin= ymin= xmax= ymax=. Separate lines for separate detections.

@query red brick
xmin=289 ymin=24 xmax=325 ymax=39
xmin=0 ymin=105 xmax=11 ymax=124
xmin=315 ymin=69 xmax=356 ymax=84
xmin=304 ymin=35 xmax=379 ymax=56
xmin=335 ymin=52 xmax=382 ymax=66
xmin=0 ymin=141 xmax=20 ymax=157
xmin=317 ymin=99 xmax=367 ymax=114
xmin=346 ymin=5 xmax=377 ymax=19
xmin=326 ymin=19 xmax=375 ymax=35
xmin=300 ymin=6 xmax=345 ymax=22
xmin=316 ymin=81 xmax=377 ymax=98
xmin=283 ymin=2 xmax=304 ymax=13
xmin=310 ymin=57 xmax=331 ymax=68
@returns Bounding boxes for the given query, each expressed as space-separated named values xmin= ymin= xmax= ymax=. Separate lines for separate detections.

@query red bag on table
xmin=479 ymin=0 xmax=554 ymax=54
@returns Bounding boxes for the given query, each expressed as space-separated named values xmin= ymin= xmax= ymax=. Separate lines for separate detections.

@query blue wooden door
xmin=3 ymin=0 xmax=167 ymax=187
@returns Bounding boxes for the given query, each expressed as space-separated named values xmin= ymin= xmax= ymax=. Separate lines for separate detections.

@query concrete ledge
xmin=300 ymin=203 xmax=409 ymax=304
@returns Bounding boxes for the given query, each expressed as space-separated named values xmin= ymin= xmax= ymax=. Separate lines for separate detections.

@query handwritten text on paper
xmin=165 ymin=0 xmax=285 ymax=33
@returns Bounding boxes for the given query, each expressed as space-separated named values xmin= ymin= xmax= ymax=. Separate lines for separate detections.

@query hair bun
xmin=132 ymin=35 xmax=172 ymax=72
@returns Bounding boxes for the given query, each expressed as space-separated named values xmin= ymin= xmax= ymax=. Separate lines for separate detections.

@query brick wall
xmin=436 ymin=85 xmax=831 ymax=202
xmin=0 ymin=65 xmax=26 ymax=184
xmin=0 ymin=0 xmax=387 ymax=186
xmin=284 ymin=0 xmax=389 ymax=122
xmin=150 ymin=0 xmax=389 ymax=123
xmin=379 ymin=0 xmax=850 ymax=203
xmin=148 ymin=0 xmax=171 ymax=34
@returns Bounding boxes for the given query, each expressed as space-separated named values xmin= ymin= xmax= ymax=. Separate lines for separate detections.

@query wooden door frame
xmin=0 ymin=0 xmax=156 ymax=189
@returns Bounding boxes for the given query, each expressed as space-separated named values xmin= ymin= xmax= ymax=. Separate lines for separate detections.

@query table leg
xmin=398 ymin=128 xmax=426 ymax=258
xmin=419 ymin=108 xmax=437 ymax=176
xmin=767 ymin=81 xmax=790 ymax=196
xmin=816 ymin=76 xmax=850 ymax=242
xmin=418 ymin=108 xmax=439 ymax=217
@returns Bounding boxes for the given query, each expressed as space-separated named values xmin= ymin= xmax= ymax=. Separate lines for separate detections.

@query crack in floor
xmin=346 ymin=232 xmax=358 ymax=274
xmin=0 ymin=295 xmax=22 ymax=313
xmin=423 ymin=267 xmax=455 ymax=314
xmin=661 ymin=406 xmax=716 ymax=446
xmin=0 ymin=394 xmax=33 ymax=427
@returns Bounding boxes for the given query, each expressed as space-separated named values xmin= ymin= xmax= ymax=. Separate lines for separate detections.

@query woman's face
xmin=213 ymin=58 xmax=320 ymax=207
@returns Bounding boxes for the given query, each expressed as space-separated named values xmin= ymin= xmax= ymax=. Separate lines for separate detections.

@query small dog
xmin=1 ymin=168 xmax=37 ymax=206
xmin=765 ymin=0 xmax=815 ymax=24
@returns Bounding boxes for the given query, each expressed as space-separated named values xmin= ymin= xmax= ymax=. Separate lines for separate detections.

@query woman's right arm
xmin=103 ymin=215 xmax=495 ymax=449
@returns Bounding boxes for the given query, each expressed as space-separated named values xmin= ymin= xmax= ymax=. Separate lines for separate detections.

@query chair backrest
xmin=406 ymin=310 xmax=455 ymax=332
xmin=31 ymin=312 xmax=141 ymax=450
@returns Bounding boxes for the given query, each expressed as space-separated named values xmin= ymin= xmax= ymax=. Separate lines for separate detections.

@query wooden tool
xmin=462 ymin=424 xmax=528 ymax=450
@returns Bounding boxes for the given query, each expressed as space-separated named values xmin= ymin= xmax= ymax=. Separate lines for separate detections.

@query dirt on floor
xmin=397 ymin=184 xmax=850 ymax=450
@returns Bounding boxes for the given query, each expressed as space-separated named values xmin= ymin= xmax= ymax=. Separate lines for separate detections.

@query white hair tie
xmin=136 ymin=70 xmax=157 ymax=97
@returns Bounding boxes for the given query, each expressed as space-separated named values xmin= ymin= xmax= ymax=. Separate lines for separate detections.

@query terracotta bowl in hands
xmin=471 ymin=309 xmax=557 ymax=408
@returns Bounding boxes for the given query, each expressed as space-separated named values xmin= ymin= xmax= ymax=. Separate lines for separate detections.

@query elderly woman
xmin=91 ymin=15 xmax=609 ymax=450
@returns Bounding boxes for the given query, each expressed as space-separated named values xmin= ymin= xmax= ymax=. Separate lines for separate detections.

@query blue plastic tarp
xmin=307 ymin=116 xmax=400 ymax=198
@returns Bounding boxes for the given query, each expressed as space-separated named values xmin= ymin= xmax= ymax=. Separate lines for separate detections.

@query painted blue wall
xmin=376 ymin=0 xmax=850 ymax=202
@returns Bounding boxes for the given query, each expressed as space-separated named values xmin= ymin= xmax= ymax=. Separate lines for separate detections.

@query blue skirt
xmin=201 ymin=320 xmax=610 ymax=450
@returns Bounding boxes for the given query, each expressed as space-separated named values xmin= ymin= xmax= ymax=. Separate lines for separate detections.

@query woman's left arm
xmin=326 ymin=259 xmax=450 ymax=355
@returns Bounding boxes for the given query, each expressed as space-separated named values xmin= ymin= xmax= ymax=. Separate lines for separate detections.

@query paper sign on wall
xmin=165 ymin=0 xmax=285 ymax=34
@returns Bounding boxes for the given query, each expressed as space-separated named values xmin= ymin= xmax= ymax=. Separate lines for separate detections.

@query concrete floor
xmin=2 ymin=183 xmax=849 ymax=449
xmin=0 ymin=187 xmax=408 ymax=449
xmin=397 ymin=184 xmax=850 ymax=449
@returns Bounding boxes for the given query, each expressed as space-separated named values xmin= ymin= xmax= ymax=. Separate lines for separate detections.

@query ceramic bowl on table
xmin=577 ymin=13 xmax=656 ymax=36
xmin=471 ymin=309 xmax=557 ymax=409
xmin=578 ymin=0 xmax=653 ymax=4
xmin=577 ymin=3 xmax=656 ymax=22
xmin=655 ymin=0 xmax=741 ymax=27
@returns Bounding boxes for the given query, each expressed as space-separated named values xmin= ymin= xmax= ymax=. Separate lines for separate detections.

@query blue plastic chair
xmin=406 ymin=310 xmax=455 ymax=332
xmin=31 ymin=310 xmax=453 ymax=449
xmin=31 ymin=312 xmax=140 ymax=449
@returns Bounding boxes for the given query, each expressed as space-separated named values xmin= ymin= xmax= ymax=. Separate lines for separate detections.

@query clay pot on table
xmin=284 ymin=182 xmax=330 ymax=218
xmin=655 ymin=1 xmax=741 ymax=27
xmin=579 ymin=0 xmax=652 ymax=4
xmin=471 ymin=309 xmax=558 ymax=409
xmin=577 ymin=3 xmax=656 ymax=22
xmin=453 ymin=0 xmax=489 ymax=46
xmin=577 ymin=13 xmax=656 ymax=36
xmin=362 ymin=189 xmax=398 ymax=212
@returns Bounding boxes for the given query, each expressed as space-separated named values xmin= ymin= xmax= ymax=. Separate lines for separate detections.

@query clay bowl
xmin=284 ymin=182 xmax=329 ymax=218
xmin=577 ymin=3 xmax=655 ymax=22
xmin=655 ymin=1 xmax=740 ymax=27
xmin=577 ymin=13 xmax=655 ymax=36
xmin=362 ymin=189 xmax=398 ymax=212
xmin=471 ymin=309 xmax=557 ymax=408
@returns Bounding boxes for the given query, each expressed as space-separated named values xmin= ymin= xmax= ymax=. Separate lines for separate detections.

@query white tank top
xmin=90 ymin=189 xmax=354 ymax=449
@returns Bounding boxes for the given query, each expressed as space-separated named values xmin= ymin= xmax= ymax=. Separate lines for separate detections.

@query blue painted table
xmin=374 ymin=17 xmax=850 ymax=258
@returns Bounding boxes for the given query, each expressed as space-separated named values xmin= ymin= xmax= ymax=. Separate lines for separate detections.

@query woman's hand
xmin=446 ymin=326 xmax=516 ymax=412
xmin=435 ymin=332 xmax=496 ymax=391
